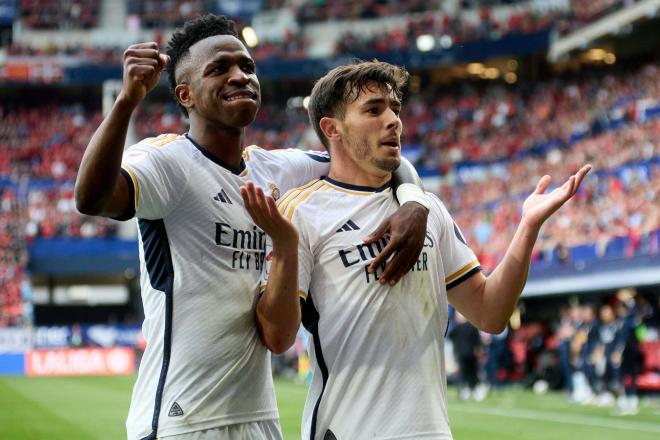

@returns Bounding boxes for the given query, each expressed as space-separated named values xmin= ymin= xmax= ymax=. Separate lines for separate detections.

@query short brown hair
xmin=308 ymin=60 xmax=409 ymax=150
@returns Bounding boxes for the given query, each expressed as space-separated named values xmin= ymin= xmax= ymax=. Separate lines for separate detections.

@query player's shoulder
xmin=275 ymin=178 xmax=327 ymax=221
xmin=136 ymin=133 xmax=187 ymax=149
xmin=126 ymin=133 xmax=188 ymax=157
xmin=424 ymin=191 xmax=453 ymax=223
xmin=242 ymin=145 xmax=330 ymax=164
xmin=124 ymin=133 xmax=191 ymax=172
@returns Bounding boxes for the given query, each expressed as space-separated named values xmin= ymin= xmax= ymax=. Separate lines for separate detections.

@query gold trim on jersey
xmin=242 ymin=145 xmax=263 ymax=162
xmin=143 ymin=133 xmax=185 ymax=148
xmin=320 ymin=179 xmax=392 ymax=196
xmin=445 ymin=260 xmax=480 ymax=285
xmin=280 ymin=180 xmax=329 ymax=221
xmin=276 ymin=179 xmax=322 ymax=214
xmin=121 ymin=164 xmax=140 ymax=209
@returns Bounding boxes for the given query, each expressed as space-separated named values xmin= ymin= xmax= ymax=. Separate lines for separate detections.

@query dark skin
xmin=74 ymin=35 xmax=427 ymax=286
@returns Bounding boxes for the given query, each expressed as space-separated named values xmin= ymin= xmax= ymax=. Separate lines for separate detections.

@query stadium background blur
xmin=0 ymin=0 xmax=659 ymax=438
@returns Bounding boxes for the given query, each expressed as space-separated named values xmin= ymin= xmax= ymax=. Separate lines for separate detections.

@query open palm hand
xmin=522 ymin=165 xmax=591 ymax=228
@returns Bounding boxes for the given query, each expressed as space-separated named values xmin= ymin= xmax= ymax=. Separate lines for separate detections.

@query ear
xmin=319 ymin=116 xmax=341 ymax=142
xmin=175 ymin=83 xmax=194 ymax=113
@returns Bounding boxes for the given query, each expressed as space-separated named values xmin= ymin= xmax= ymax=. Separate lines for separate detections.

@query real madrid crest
xmin=268 ymin=183 xmax=281 ymax=200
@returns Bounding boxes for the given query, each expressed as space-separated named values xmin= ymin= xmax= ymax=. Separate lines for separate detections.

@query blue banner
xmin=0 ymin=0 xmax=15 ymax=25
xmin=0 ymin=354 xmax=25 ymax=375
xmin=215 ymin=0 xmax=263 ymax=20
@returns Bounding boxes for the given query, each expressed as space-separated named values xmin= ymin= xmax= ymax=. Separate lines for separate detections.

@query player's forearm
xmin=392 ymin=157 xmax=430 ymax=210
xmin=75 ymin=94 xmax=137 ymax=215
xmin=256 ymin=241 xmax=301 ymax=354
xmin=481 ymin=220 xmax=540 ymax=332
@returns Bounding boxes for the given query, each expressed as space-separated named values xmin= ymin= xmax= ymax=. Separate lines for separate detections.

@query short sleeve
xmin=121 ymin=141 xmax=189 ymax=220
xmin=428 ymin=193 xmax=481 ymax=290
xmin=247 ymin=147 xmax=330 ymax=194
xmin=259 ymin=205 xmax=314 ymax=302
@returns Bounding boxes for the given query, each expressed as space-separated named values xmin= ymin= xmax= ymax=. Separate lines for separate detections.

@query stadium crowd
xmin=12 ymin=0 xmax=640 ymax=63
xmin=19 ymin=0 xmax=99 ymax=29
xmin=0 ymin=188 xmax=28 ymax=327
xmin=335 ymin=7 xmax=560 ymax=55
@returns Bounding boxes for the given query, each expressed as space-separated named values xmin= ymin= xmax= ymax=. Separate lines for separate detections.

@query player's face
xmin=338 ymin=81 xmax=402 ymax=174
xmin=186 ymin=35 xmax=261 ymax=129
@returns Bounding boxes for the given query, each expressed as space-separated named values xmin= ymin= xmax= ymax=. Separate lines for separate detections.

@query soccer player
xmin=252 ymin=60 xmax=591 ymax=439
xmin=74 ymin=15 xmax=430 ymax=440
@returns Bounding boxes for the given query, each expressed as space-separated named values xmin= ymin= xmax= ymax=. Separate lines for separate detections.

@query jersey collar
xmin=185 ymin=134 xmax=247 ymax=175
xmin=322 ymin=176 xmax=391 ymax=193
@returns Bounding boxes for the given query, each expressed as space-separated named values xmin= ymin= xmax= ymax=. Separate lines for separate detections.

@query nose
xmin=227 ymin=65 xmax=250 ymax=86
xmin=385 ymin=108 xmax=401 ymax=132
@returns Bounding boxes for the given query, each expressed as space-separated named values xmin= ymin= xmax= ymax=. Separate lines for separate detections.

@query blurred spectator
xmin=449 ymin=312 xmax=484 ymax=400
xmin=20 ymin=0 xmax=99 ymax=29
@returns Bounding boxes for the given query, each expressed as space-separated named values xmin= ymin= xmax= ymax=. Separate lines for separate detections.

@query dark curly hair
xmin=166 ymin=14 xmax=239 ymax=117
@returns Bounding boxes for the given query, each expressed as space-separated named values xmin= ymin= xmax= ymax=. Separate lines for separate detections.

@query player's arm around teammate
xmin=448 ymin=164 xmax=592 ymax=333
xmin=241 ymin=181 xmax=300 ymax=353
xmin=75 ymin=42 xmax=167 ymax=219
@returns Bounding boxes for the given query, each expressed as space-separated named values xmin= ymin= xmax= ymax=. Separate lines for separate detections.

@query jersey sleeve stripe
xmin=276 ymin=179 xmax=322 ymax=214
xmin=445 ymin=260 xmax=480 ymax=285
xmin=121 ymin=164 xmax=140 ymax=210
xmin=151 ymin=134 xmax=184 ymax=147
xmin=282 ymin=181 xmax=328 ymax=221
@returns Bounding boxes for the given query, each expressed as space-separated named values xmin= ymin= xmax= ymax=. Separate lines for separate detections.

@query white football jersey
xmin=120 ymin=134 xmax=330 ymax=439
xmin=262 ymin=177 xmax=480 ymax=440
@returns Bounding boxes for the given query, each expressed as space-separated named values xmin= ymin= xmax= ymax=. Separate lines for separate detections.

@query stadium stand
xmin=19 ymin=0 xmax=99 ymax=29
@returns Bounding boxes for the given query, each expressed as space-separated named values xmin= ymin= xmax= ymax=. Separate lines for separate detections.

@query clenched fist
xmin=120 ymin=42 xmax=170 ymax=106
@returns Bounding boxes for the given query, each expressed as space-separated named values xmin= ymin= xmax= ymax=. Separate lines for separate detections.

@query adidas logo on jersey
xmin=213 ymin=189 xmax=232 ymax=204
xmin=168 ymin=402 xmax=184 ymax=417
xmin=336 ymin=220 xmax=360 ymax=233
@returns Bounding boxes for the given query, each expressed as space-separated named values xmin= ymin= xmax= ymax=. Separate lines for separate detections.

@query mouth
xmin=380 ymin=138 xmax=400 ymax=149
xmin=223 ymin=90 xmax=257 ymax=102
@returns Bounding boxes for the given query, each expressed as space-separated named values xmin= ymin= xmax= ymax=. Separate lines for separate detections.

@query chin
xmin=374 ymin=157 xmax=400 ymax=173
xmin=222 ymin=101 xmax=260 ymax=127
xmin=225 ymin=108 xmax=259 ymax=128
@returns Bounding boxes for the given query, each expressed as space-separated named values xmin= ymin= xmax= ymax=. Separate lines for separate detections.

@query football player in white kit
xmin=254 ymin=61 xmax=591 ymax=439
xmin=74 ymin=15 xmax=431 ymax=440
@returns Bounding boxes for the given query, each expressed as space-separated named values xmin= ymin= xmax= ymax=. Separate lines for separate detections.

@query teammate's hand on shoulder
xmin=119 ymin=42 xmax=170 ymax=106
xmin=240 ymin=181 xmax=298 ymax=252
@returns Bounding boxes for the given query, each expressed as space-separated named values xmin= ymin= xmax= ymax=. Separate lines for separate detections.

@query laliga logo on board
xmin=26 ymin=347 xmax=135 ymax=376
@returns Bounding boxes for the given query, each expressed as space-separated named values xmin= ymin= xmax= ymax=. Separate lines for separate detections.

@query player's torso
xmin=297 ymin=182 xmax=452 ymax=439
xmin=155 ymin=143 xmax=284 ymax=363
xmin=131 ymin=141 xmax=285 ymax=437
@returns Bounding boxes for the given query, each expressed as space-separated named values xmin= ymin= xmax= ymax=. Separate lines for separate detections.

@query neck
xmin=327 ymin=154 xmax=391 ymax=189
xmin=188 ymin=117 xmax=245 ymax=168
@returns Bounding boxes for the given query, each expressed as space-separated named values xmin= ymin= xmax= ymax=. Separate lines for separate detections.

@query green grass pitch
xmin=0 ymin=375 xmax=659 ymax=439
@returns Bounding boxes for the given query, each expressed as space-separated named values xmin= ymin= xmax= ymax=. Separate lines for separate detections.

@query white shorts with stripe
xmin=159 ymin=419 xmax=282 ymax=440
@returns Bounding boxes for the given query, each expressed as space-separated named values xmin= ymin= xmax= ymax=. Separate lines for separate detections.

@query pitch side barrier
xmin=0 ymin=324 xmax=141 ymax=376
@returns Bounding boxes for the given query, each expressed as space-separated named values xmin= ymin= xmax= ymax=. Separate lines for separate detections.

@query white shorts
xmin=160 ymin=420 xmax=283 ymax=440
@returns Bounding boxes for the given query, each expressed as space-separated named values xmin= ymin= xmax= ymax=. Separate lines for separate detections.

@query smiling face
xmin=336 ymin=81 xmax=402 ymax=175
xmin=175 ymin=35 xmax=261 ymax=129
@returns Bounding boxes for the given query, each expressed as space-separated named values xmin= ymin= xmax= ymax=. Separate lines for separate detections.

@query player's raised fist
xmin=120 ymin=42 xmax=170 ymax=106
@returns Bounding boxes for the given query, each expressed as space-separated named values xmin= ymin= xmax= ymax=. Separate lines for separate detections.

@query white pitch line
xmin=450 ymin=405 xmax=660 ymax=433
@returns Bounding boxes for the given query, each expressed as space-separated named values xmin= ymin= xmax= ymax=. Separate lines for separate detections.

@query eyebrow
xmin=361 ymin=97 xmax=401 ymax=108
xmin=204 ymin=53 xmax=255 ymax=69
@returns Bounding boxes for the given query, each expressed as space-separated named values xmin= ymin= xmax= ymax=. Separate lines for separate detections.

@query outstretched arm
xmin=241 ymin=181 xmax=300 ymax=354
xmin=449 ymin=165 xmax=591 ymax=333
xmin=364 ymin=157 xmax=429 ymax=286
xmin=75 ymin=42 xmax=168 ymax=218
